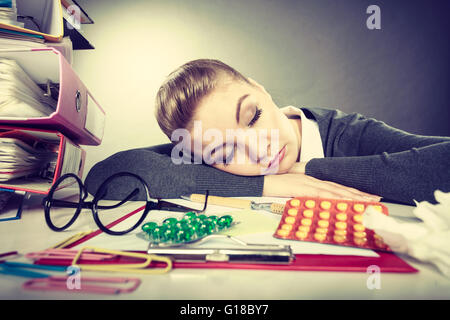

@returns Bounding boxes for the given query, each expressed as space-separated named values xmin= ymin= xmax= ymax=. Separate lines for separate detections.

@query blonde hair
xmin=155 ymin=59 xmax=250 ymax=141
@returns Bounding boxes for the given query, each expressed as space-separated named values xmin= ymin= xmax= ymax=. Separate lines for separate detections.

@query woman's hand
xmin=263 ymin=172 xmax=381 ymax=202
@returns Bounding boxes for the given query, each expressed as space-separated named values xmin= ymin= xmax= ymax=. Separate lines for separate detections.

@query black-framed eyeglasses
xmin=42 ymin=172 xmax=209 ymax=236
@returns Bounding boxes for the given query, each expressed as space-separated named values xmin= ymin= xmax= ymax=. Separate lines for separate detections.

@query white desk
xmin=0 ymin=193 xmax=449 ymax=300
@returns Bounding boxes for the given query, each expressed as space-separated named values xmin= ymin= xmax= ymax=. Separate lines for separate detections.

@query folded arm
xmin=84 ymin=144 xmax=264 ymax=200
xmin=305 ymin=110 xmax=450 ymax=204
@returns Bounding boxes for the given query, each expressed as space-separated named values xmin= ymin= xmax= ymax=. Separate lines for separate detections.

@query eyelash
xmin=248 ymin=106 xmax=262 ymax=127
xmin=222 ymin=106 xmax=262 ymax=167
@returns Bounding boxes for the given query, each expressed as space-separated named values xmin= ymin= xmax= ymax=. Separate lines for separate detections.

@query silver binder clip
xmin=146 ymin=234 xmax=295 ymax=264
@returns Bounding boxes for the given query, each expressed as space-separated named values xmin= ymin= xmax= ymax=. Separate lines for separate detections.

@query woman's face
xmin=188 ymin=76 xmax=302 ymax=176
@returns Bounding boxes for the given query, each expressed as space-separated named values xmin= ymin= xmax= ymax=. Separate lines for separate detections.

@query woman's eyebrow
xmin=236 ymin=94 xmax=250 ymax=124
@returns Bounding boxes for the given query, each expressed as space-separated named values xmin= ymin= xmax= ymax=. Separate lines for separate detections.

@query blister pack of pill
xmin=139 ymin=211 xmax=235 ymax=246
xmin=274 ymin=197 xmax=391 ymax=252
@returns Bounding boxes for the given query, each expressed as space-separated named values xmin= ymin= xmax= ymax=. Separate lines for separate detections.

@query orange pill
xmin=354 ymin=237 xmax=367 ymax=245
xmin=302 ymin=209 xmax=314 ymax=218
xmin=298 ymin=225 xmax=310 ymax=233
xmin=301 ymin=218 xmax=312 ymax=226
xmin=319 ymin=211 xmax=330 ymax=220
xmin=296 ymin=231 xmax=308 ymax=239
xmin=353 ymin=204 xmax=365 ymax=213
xmin=315 ymin=227 xmax=328 ymax=234
xmin=281 ymin=224 xmax=293 ymax=231
xmin=290 ymin=199 xmax=301 ymax=207
xmin=320 ymin=201 xmax=331 ymax=210
xmin=353 ymin=224 xmax=365 ymax=232
xmin=285 ymin=216 xmax=296 ymax=224
xmin=336 ymin=213 xmax=347 ymax=221
xmin=287 ymin=208 xmax=298 ymax=216
xmin=314 ymin=233 xmax=326 ymax=242
xmin=333 ymin=235 xmax=346 ymax=243
xmin=353 ymin=214 xmax=363 ymax=223
xmin=277 ymin=229 xmax=290 ymax=237
xmin=336 ymin=202 xmax=348 ymax=212
xmin=318 ymin=220 xmax=329 ymax=228
xmin=335 ymin=221 xmax=347 ymax=230
xmin=334 ymin=229 xmax=347 ymax=236
xmin=305 ymin=200 xmax=315 ymax=208
xmin=354 ymin=231 xmax=367 ymax=238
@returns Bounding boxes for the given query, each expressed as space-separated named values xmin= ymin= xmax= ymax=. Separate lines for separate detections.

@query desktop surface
xmin=0 ymin=193 xmax=449 ymax=300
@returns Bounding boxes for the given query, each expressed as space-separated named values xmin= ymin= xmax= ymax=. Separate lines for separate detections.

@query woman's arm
xmin=84 ymin=144 xmax=264 ymax=199
xmin=304 ymin=108 xmax=450 ymax=204
xmin=85 ymin=143 xmax=378 ymax=201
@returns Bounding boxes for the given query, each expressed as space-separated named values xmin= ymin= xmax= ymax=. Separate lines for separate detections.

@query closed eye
xmin=248 ymin=107 xmax=262 ymax=127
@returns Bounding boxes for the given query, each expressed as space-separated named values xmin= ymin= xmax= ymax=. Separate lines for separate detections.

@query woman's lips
xmin=268 ymin=145 xmax=286 ymax=169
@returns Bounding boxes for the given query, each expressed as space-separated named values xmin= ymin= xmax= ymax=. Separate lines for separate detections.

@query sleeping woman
xmin=85 ymin=59 xmax=450 ymax=205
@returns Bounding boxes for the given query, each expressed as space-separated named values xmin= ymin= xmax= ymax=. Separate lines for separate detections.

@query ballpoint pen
xmin=180 ymin=194 xmax=285 ymax=214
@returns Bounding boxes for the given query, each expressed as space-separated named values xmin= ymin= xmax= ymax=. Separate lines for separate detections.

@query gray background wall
xmin=73 ymin=0 xmax=450 ymax=178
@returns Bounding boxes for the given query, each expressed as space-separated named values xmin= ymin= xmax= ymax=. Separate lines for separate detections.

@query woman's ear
xmin=247 ymin=77 xmax=271 ymax=97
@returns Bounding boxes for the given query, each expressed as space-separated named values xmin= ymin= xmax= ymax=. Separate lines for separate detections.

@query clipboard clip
xmin=146 ymin=234 xmax=295 ymax=264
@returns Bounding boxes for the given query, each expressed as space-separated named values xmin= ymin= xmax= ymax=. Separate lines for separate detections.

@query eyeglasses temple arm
xmin=95 ymin=188 xmax=140 ymax=209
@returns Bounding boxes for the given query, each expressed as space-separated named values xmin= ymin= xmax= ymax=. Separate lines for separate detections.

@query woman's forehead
xmin=194 ymin=86 xmax=244 ymax=127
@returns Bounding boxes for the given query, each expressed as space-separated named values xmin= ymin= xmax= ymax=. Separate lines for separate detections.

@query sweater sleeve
xmin=305 ymin=109 xmax=450 ymax=205
xmin=84 ymin=143 xmax=264 ymax=200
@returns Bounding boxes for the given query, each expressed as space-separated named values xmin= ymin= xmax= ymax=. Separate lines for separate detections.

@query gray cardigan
xmin=85 ymin=107 xmax=450 ymax=205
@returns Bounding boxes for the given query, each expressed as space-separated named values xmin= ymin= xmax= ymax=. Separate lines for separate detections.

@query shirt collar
xmin=280 ymin=106 xmax=324 ymax=162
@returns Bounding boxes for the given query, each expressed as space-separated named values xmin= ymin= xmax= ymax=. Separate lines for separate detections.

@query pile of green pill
xmin=141 ymin=211 xmax=234 ymax=244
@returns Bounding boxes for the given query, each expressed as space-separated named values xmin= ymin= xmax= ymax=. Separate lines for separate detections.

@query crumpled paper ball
xmin=363 ymin=190 xmax=450 ymax=277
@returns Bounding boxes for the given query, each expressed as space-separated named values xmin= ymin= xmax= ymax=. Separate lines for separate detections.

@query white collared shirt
xmin=280 ymin=106 xmax=324 ymax=162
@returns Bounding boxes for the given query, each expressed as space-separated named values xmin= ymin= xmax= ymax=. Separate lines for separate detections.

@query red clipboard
xmin=33 ymin=250 xmax=417 ymax=273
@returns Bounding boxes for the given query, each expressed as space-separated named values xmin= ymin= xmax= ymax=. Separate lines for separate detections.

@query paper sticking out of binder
xmin=0 ymin=125 xmax=86 ymax=195
xmin=0 ymin=48 xmax=105 ymax=146
xmin=0 ymin=129 xmax=58 ymax=182
xmin=0 ymin=58 xmax=57 ymax=119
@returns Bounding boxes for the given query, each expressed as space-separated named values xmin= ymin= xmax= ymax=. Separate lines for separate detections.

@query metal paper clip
xmin=146 ymin=234 xmax=295 ymax=264
xmin=72 ymin=246 xmax=172 ymax=274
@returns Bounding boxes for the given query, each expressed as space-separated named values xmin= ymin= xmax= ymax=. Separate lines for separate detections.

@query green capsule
xmin=174 ymin=229 xmax=186 ymax=243
xmin=175 ymin=220 xmax=189 ymax=230
xmin=217 ymin=215 xmax=233 ymax=229
xmin=189 ymin=220 xmax=200 ymax=233
xmin=141 ymin=222 xmax=158 ymax=234
xmin=150 ymin=226 xmax=163 ymax=242
xmin=183 ymin=227 xmax=195 ymax=242
xmin=162 ymin=227 xmax=176 ymax=242
xmin=183 ymin=211 xmax=197 ymax=221
xmin=206 ymin=215 xmax=218 ymax=224
xmin=195 ymin=224 xmax=206 ymax=237
xmin=197 ymin=214 xmax=208 ymax=221
xmin=200 ymin=221 xmax=215 ymax=235
xmin=163 ymin=217 xmax=178 ymax=226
